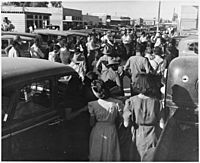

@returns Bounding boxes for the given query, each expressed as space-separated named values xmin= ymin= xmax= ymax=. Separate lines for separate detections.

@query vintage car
xmin=33 ymin=29 xmax=88 ymax=44
xmin=145 ymin=56 xmax=198 ymax=161
xmin=177 ymin=34 xmax=198 ymax=56
xmin=2 ymin=58 xmax=89 ymax=160
xmin=1 ymin=32 xmax=41 ymax=57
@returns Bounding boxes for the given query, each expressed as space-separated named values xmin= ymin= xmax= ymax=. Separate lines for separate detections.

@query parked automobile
xmin=177 ymin=34 xmax=198 ymax=56
xmin=144 ymin=56 xmax=198 ymax=161
xmin=45 ymin=25 xmax=60 ymax=30
xmin=1 ymin=31 xmax=44 ymax=57
xmin=2 ymin=58 xmax=88 ymax=160
xmin=33 ymin=29 xmax=88 ymax=44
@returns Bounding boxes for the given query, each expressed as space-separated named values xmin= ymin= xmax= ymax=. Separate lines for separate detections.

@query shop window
xmin=44 ymin=16 xmax=49 ymax=20
xmin=27 ymin=15 xmax=33 ymax=19
xmin=39 ymin=20 xmax=43 ymax=28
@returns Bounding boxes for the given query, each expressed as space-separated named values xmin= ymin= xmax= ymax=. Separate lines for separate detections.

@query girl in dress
xmin=84 ymin=79 xmax=124 ymax=161
xmin=123 ymin=74 xmax=163 ymax=161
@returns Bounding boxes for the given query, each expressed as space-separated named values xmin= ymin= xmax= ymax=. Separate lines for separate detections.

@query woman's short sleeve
xmin=117 ymin=101 xmax=125 ymax=112
xmin=88 ymin=102 xmax=94 ymax=116
xmin=123 ymin=99 xmax=132 ymax=127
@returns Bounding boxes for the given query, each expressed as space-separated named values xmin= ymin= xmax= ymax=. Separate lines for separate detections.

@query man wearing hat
xmin=101 ymin=30 xmax=114 ymax=46
xmin=124 ymin=51 xmax=151 ymax=95
xmin=59 ymin=38 xmax=71 ymax=64
xmin=149 ymin=46 xmax=164 ymax=75
xmin=96 ymin=44 xmax=114 ymax=74
xmin=164 ymin=38 xmax=179 ymax=69
xmin=69 ymin=46 xmax=86 ymax=81
xmin=100 ymin=59 xmax=123 ymax=96
xmin=86 ymin=34 xmax=100 ymax=71
xmin=30 ymin=37 xmax=45 ymax=59
xmin=121 ymin=28 xmax=133 ymax=58
xmin=1 ymin=17 xmax=15 ymax=31
xmin=8 ymin=40 xmax=21 ymax=57
xmin=5 ymin=35 xmax=23 ymax=56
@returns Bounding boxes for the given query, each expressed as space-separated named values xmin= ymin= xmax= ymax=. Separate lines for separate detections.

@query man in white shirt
xmin=138 ymin=31 xmax=148 ymax=56
xmin=30 ymin=38 xmax=45 ymax=59
xmin=8 ymin=40 xmax=21 ymax=57
xmin=101 ymin=30 xmax=114 ymax=46
xmin=121 ymin=29 xmax=133 ymax=58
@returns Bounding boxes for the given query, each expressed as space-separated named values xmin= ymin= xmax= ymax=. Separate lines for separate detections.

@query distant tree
xmin=2 ymin=2 xmax=49 ymax=7
xmin=30 ymin=2 xmax=49 ymax=7
xmin=2 ymin=2 xmax=21 ymax=6
xmin=50 ymin=1 xmax=62 ymax=8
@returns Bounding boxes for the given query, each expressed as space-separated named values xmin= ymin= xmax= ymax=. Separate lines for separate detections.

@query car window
xmin=188 ymin=42 xmax=198 ymax=53
xmin=2 ymin=40 xmax=9 ymax=50
xmin=13 ymin=80 xmax=52 ymax=120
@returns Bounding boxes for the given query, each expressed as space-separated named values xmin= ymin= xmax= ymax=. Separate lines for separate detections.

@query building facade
xmin=91 ymin=13 xmax=111 ymax=26
xmin=1 ymin=6 xmax=51 ymax=32
xmin=62 ymin=8 xmax=82 ymax=30
xmin=82 ymin=14 xmax=100 ymax=27
xmin=110 ymin=16 xmax=131 ymax=26
xmin=177 ymin=2 xmax=199 ymax=35
xmin=1 ymin=6 xmax=83 ymax=31
xmin=143 ymin=19 xmax=156 ymax=26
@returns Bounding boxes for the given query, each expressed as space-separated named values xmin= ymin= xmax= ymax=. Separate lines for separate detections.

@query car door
xmin=2 ymin=78 xmax=63 ymax=161
xmin=55 ymin=74 xmax=90 ymax=161
xmin=2 ymin=88 xmax=16 ymax=161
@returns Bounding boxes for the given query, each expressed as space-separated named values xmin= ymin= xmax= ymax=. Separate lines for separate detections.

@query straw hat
xmin=107 ymin=59 xmax=119 ymax=67
xmin=91 ymin=79 xmax=110 ymax=99
xmin=102 ymin=45 xmax=113 ymax=55
xmin=71 ymin=53 xmax=85 ymax=64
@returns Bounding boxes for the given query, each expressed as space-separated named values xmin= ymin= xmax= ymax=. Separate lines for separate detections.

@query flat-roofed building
xmin=1 ymin=6 xmax=83 ymax=31
xmin=110 ymin=16 xmax=130 ymax=26
xmin=177 ymin=2 xmax=199 ymax=35
xmin=1 ymin=6 xmax=51 ymax=32
xmin=82 ymin=14 xmax=100 ymax=27
xmin=91 ymin=13 xmax=111 ymax=26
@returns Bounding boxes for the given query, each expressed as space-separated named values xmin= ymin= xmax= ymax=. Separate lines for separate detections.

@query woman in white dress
xmin=85 ymin=79 xmax=124 ymax=161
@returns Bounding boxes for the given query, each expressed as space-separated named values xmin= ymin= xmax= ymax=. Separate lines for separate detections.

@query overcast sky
xmin=63 ymin=0 xmax=198 ymax=20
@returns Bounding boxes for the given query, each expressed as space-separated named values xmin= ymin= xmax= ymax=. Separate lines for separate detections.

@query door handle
xmin=48 ymin=119 xmax=63 ymax=126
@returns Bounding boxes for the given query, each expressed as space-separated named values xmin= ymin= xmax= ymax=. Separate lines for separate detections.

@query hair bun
xmin=91 ymin=79 xmax=110 ymax=99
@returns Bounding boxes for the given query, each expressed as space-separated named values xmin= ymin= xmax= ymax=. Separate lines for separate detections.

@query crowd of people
xmin=6 ymin=27 xmax=179 ymax=161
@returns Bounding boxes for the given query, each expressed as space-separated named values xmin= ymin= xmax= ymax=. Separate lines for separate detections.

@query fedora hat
xmin=102 ymin=45 xmax=113 ymax=55
xmin=72 ymin=52 xmax=85 ymax=64
xmin=107 ymin=59 xmax=119 ymax=67
xmin=13 ymin=35 xmax=22 ymax=44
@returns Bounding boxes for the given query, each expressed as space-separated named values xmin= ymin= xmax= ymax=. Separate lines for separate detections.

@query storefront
xmin=1 ymin=6 xmax=51 ymax=33
xmin=26 ymin=13 xmax=51 ymax=32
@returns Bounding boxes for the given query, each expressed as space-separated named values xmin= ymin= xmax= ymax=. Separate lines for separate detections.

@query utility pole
xmin=157 ymin=1 xmax=161 ymax=32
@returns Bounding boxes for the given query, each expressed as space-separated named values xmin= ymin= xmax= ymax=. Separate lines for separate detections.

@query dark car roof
xmin=70 ymin=28 xmax=117 ymax=34
xmin=2 ymin=58 xmax=77 ymax=88
xmin=1 ymin=31 xmax=40 ymax=38
xmin=34 ymin=29 xmax=88 ymax=37
xmin=2 ymin=35 xmax=35 ymax=41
